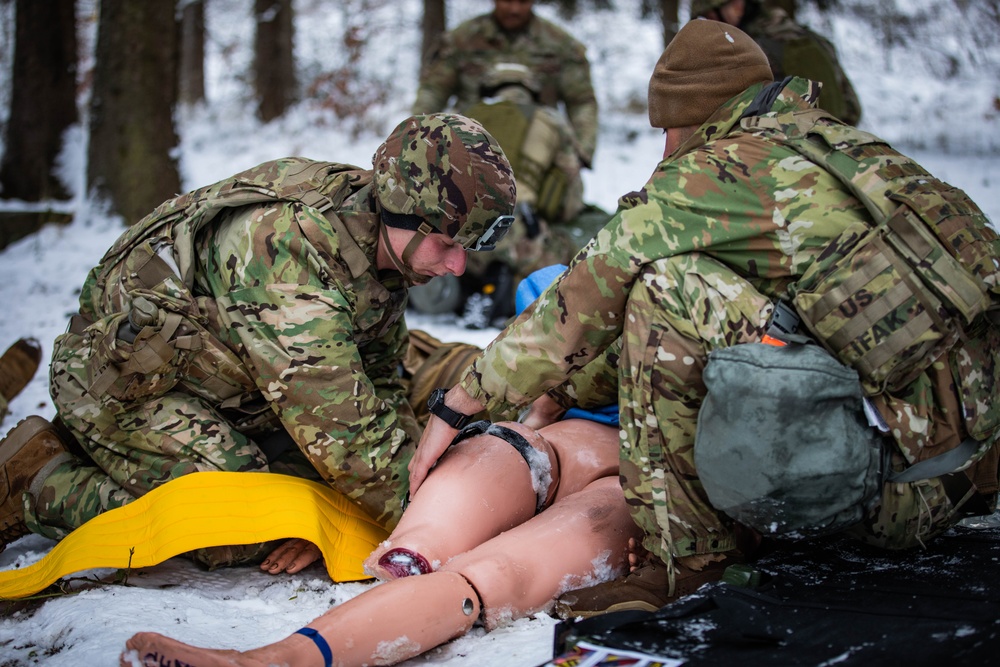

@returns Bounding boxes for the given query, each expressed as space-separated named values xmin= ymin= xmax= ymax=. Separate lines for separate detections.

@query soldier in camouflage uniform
xmin=411 ymin=20 xmax=1000 ymax=616
xmin=691 ymin=0 xmax=863 ymax=125
xmin=412 ymin=0 xmax=598 ymax=168
xmin=0 ymin=114 xmax=515 ymax=566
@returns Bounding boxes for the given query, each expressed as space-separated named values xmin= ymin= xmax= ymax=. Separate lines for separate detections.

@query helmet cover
xmin=373 ymin=113 xmax=516 ymax=250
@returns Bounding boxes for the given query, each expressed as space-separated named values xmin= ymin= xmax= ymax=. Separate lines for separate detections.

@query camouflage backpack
xmin=741 ymin=88 xmax=1000 ymax=482
xmin=79 ymin=158 xmax=371 ymax=405
xmin=464 ymin=99 xmax=569 ymax=223
xmin=741 ymin=94 xmax=1000 ymax=442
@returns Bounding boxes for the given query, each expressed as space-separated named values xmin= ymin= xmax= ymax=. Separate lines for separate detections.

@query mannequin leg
xmin=445 ymin=475 xmax=641 ymax=629
xmin=121 ymin=476 xmax=638 ymax=667
xmin=535 ymin=419 xmax=620 ymax=503
xmin=122 ymin=571 xmax=481 ymax=667
xmin=366 ymin=419 xmax=622 ymax=580
xmin=365 ymin=422 xmax=543 ymax=578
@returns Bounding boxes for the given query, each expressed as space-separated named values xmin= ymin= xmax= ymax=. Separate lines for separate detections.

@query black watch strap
xmin=427 ymin=387 xmax=474 ymax=430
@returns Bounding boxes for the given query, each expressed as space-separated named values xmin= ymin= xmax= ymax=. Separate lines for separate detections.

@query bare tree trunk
xmin=421 ymin=0 xmax=447 ymax=69
xmin=179 ymin=0 xmax=206 ymax=106
xmin=87 ymin=0 xmax=181 ymax=225
xmin=660 ymin=0 xmax=681 ymax=47
xmin=254 ymin=0 xmax=296 ymax=122
xmin=0 ymin=0 xmax=78 ymax=202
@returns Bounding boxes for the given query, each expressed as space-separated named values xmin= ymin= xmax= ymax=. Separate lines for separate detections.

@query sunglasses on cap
xmin=470 ymin=215 xmax=515 ymax=252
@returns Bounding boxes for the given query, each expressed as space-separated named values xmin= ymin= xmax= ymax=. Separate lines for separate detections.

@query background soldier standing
xmin=412 ymin=0 xmax=599 ymax=167
xmin=411 ymin=0 xmax=603 ymax=327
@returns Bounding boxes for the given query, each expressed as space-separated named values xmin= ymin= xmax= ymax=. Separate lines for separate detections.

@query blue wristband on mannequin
xmin=295 ymin=627 xmax=333 ymax=667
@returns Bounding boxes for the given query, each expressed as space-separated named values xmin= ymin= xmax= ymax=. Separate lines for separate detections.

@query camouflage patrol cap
xmin=690 ymin=0 xmax=730 ymax=17
xmin=373 ymin=113 xmax=516 ymax=251
xmin=648 ymin=19 xmax=772 ymax=128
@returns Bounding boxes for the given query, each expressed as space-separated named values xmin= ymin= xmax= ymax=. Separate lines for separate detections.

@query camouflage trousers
xmin=617 ymin=253 xmax=968 ymax=569
xmin=29 ymin=331 xmax=330 ymax=568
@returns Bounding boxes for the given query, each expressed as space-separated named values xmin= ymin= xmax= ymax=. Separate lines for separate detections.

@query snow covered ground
xmin=1 ymin=0 xmax=999 ymax=665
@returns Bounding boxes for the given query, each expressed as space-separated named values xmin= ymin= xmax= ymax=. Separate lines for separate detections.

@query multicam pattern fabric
xmin=36 ymin=158 xmax=422 ymax=548
xmin=459 ymin=77 xmax=1000 ymax=570
xmin=412 ymin=12 xmax=599 ymax=165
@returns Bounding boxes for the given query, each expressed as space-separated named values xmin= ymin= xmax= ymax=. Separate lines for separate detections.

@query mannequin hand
xmin=260 ymin=538 xmax=322 ymax=574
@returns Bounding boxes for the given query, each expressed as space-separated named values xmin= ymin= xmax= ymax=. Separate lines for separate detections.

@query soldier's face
xmin=494 ymin=0 xmax=533 ymax=31
xmin=404 ymin=231 xmax=469 ymax=278
xmin=719 ymin=0 xmax=746 ymax=25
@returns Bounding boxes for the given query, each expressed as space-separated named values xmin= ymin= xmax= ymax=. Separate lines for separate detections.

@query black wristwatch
xmin=427 ymin=387 xmax=475 ymax=430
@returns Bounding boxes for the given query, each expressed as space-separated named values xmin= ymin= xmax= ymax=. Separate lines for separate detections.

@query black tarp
xmin=547 ymin=524 xmax=1000 ymax=666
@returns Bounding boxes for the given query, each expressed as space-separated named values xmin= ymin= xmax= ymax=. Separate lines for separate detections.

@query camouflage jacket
xmin=742 ymin=6 xmax=862 ymax=125
xmin=412 ymin=12 xmax=598 ymax=165
xmin=79 ymin=159 xmax=415 ymax=527
xmin=461 ymin=77 xmax=997 ymax=472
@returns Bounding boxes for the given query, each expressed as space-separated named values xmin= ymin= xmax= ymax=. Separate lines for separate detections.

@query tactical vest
xmin=78 ymin=158 xmax=371 ymax=409
xmin=741 ymin=96 xmax=1000 ymax=494
xmin=741 ymin=107 xmax=1000 ymax=394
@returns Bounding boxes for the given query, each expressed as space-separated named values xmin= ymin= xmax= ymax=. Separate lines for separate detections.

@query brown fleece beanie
xmin=648 ymin=19 xmax=773 ymax=129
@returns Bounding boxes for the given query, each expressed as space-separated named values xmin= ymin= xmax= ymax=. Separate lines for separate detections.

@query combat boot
xmin=554 ymin=551 xmax=740 ymax=619
xmin=0 ymin=338 xmax=42 ymax=405
xmin=0 ymin=416 xmax=72 ymax=552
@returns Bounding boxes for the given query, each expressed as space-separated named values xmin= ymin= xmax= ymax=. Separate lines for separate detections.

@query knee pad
xmin=451 ymin=420 xmax=559 ymax=512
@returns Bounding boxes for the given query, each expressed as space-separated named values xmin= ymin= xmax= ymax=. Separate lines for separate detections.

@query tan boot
xmin=0 ymin=338 xmax=42 ymax=404
xmin=554 ymin=551 xmax=740 ymax=619
xmin=0 ymin=416 xmax=71 ymax=552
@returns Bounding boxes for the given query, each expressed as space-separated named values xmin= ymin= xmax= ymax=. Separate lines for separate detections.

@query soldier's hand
xmin=260 ymin=538 xmax=322 ymax=575
xmin=519 ymin=393 xmax=566 ymax=430
xmin=409 ymin=415 xmax=458 ymax=495
xmin=410 ymin=386 xmax=485 ymax=494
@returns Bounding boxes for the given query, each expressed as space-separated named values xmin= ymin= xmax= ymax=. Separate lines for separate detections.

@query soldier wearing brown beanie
xmin=647 ymin=18 xmax=773 ymax=131
xmin=416 ymin=15 xmax=1000 ymax=623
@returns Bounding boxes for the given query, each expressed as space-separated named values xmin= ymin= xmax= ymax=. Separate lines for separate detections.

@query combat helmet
xmin=479 ymin=62 xmax=542 ymax=101
xmin=372 ymin=114 xmax=516 ymax=281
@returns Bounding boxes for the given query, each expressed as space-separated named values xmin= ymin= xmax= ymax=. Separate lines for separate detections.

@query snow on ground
xmin=1 ymin=0 xmax=999 ymax=665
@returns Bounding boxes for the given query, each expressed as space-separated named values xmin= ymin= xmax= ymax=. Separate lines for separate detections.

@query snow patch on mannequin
xmin=555 ymin=549 xmax=618 ymax=596
xmin=484 ymin=603 xmax=519 ymax=629
xmin=522 ymin=444 xmax=553 ymax=511
xmin=374 ymin=636 xmax=422 ymax=664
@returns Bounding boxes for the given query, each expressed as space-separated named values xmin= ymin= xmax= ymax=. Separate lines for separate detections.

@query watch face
xmin=428 ymin=388 xmax=444 ymax=409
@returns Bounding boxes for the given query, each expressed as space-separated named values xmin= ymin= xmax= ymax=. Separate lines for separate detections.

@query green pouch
xmin=793 ymin=221 xmax=960 ymax=392
xmin=695 ymin=343 xmax=885 ymax=537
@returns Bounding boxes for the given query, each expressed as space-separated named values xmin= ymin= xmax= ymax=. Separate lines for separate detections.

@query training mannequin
xmin=120 ymin=419 xmax=640 ymax=667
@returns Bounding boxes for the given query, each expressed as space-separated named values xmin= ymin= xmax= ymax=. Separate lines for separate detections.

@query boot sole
xmin=556 ymin=599 xmax=662 ymax=620
xmin=0 ymin=416 xmax=56 ymax=469
xmin=0 ymin=338 xmax=42 ymax=401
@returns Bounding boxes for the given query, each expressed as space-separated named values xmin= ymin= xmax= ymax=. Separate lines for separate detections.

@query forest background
xmin=2 ymin=0 xmax=999 ymax=239
xmin=0 ymin=0 xmax=999 ymax=665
